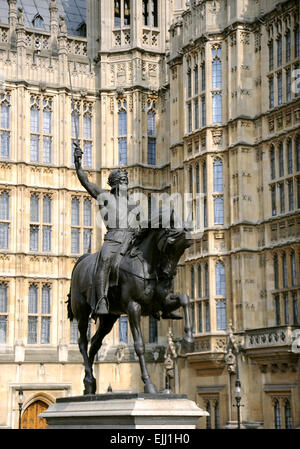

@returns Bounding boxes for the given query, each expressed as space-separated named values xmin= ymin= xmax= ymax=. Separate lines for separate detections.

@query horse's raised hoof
xmin=144 ymin=381 xmax=158 ymax=394
xmin=180 ymin=336 xmax=195 ymax=354
xmin=84 ymin=378 xmax=96 ymax=395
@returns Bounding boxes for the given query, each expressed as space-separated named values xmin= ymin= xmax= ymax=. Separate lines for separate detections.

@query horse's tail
xmin=66 ymin=253 xmax=91 ymax=322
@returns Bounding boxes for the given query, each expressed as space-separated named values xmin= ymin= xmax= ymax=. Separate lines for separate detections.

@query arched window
xmin=286 ymin=29 xmax=291 ymax=62
xmin=30 ymin=194 xmax=39 ymax=222
xmin=114 ymin=0 xmax=121 ymax=27
xmin=212 ymin=48 xmax=222 ymax=88
xmin=277 ymin=35 xmax=282 ymax=67
xmin=32 ymin=14 xmax=44 ymax=29
xmin=83 ymin=199 xmax=92 ymax=227
xmin=41 ymin=285 xmax=51 ymax=344
xmin=0 ymin=191 xmax=9 ymax=221
xmin=274 ymin=399 xmax=281 ymax=429
xmin=212 ymin=92 xmax=222 ymax=123
xmin=197 ymin=264 xmax=202 ymax=298
xmin=270 ymin=145 xmax=275 ymax=179
xmin=0 ymin=283 xmax=8 ymax=343
xmin=291 ymin=251 xmax=296 ymax=286
xmin=213 ymin=159 xmax=223 ymax=192
xmin=0 ymin=94 xmax=11 ymax=159
xmin=71 ymin=198 xmax=80 ymax=226
xmin=216 ymin=262 xmax=225 ymax=296
xmin=287 ymin=139 xmax=293 ymax=174
xmin=295 ymin=24 xmax=299 ymax=58
xmin=147 ymin=109 xmax=156 ymax=165
xmin=204 ymin=263 xmax=209 ymax=297
xmin=118 ymin=101 xmax=127 ymax=165
xmin=269 ymin=39 xmax=274 ymax=71
xmin=284 ymin=399 xmax=293 ymax=429
xmin=43 ymin=195 xmax=51 ymax=224
xmin=273 ymin=254 xmax=279 ymax=289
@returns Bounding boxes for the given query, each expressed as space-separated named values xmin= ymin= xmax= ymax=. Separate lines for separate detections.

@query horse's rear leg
xmin=77 ymin=312 xmax=96 ymax=395
xmin=128 ymin=301 xmax=157 ymax=394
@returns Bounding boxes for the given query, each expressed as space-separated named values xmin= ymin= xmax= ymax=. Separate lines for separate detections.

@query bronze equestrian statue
xmin=67 ymin=144 xmax=194 ymax=395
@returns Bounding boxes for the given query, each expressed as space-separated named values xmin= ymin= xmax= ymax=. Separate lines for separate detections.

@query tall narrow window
xmin=291 ymin=251 xmax=296 ymax=286
xmin=282 ymin=252 xmax=288 ymax=288
xmin=118 ymin=100 xmax=127 ymax=165
xmin=288 ymin=180 xmax=294 ymax=211
xmin=277 ymin=35 xmax=282 ymax=67
xmin=277 ymin=72 xmax=282 ymax=105
xmin=119 ymin=316 xmax=128 ymax=343
xmin=0 ymin=283 xmax=8 ymax=343
xmin=83 ymin=112 xmax=92 ymax=168
xmin=70 ymin=319 xmax=78 ymax=344
xmin=216 ymin=262 xmax=225 ymax=296
xmin=283 ymin=293 xmax=289 ymax=324
xmin=198 ymin=302 xmax=202 ymax=333
xmin=189 ymin=165 xmax=193 ymax=194
xmin=0 ymin=191 xmax=9 ymax=249
xmin=269 ymin=77 xmax=274 ymax=108
xmin=284 ymin=400 xmax=293 ymax=429
xmin=212 ymin=92 xmax=222 ymax=123
xmin=201 ymin=96 xmax=206 ymax=126
xmin=206 ymin=402 xmax=211 ymax=429
xmin=287 ymin=139 xmax=293 ymax=174
xmin=151 ymin=0 xmax=158 ymax=27
xmin=271 ymin=185 xmax=276 ymax=216
xmin=149 ymin=316 xmax=158 ymax=343
xmin=147 ymin=106 xmax=156 ymax=165
xmin=212 ymin=48 xmax=222 ymax=88
xmin=42 ymin=195 xmax=52 ymax=252
xmin=214 ymin=401 xmax=220 ymax=429
xmin=187 ymin=102 xmax=192 ymax=133
xmin=28 ymin=285 xmax=38 ymax=344
xmin=187 ymin=70 xmax=192 ymax=98
xmin=274 ymin=254 xmax=279 ymax=289
xmin=114 ymin=0 xmax=121 ymax=27
xmin=190 ymin=266 xmax=195 ymax=299
xmin=71 ymin=197 xmax=80 ymax=254
xmin=296 ymin=135 xmax=300 ymax=172
xmin=279 ymin=183 xmax=285 ymax=214
xmin=194 ymin=99 xmax=199 ymax=130
xmin=216 ymin=300 xmax=226 ymax=330
xmin=213 ymin=159 xmax=223 ymax=192
xmin=142 ymin=0 xmax=149 ymax=26
xmin=269 ymin=39 xmax=274 ymax=71
xmin=279 ymin=142 xmax=284 ymax=177
xmin=83 ymin=199 xmax=92 ymax=253
xmin=205 ymin=301 xmax=210 ymax=332
xmin=214 ymin=197 xmax=224 ymax=225
xmin=286 ymin=30 xmax=291 ymax=62
xmin=41 ymin=285 xmax=51 ymax=344
xmin=0 ymin=93 xmax=11 ymax=159
xmin=30 ymin=194 xmax=39 ymax=251
xmin=270 ymin=145 xmax=276 ymax=179
xmin=298 ymin=178 xmax=300 ymax=209
xmin=204 ymin=263 xmax=209 ymax=297
xmin=124 ymin=0 xmax=130 ymax=25
xmin=292 ymin=292 xmax=298 ymax=325
xmin=196 ymin=164 xmax=200 ymax=194
xmin=194 ymin=65 xmax=198 ymax=95
xmin=197 ymin=264 xmax=202 ymax=298
xmin=295 ymin=24 xmax=299 ymax=58
xmin=275 ymin=295 xmax=281 ymax=325
xmin=286 ymin=69 xmax=291 ymax=102
xmin=274 ymin=399 xmax=281 ymax=429
xmin=201 ymin=62 xmax=206 ymax=91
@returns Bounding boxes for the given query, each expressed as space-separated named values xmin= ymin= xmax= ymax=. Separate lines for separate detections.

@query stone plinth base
xmin=40 ymin=393 xmax=208 ymax=429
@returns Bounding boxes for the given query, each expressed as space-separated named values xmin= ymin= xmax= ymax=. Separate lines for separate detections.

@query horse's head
xmin=156 ymin=221 xmax=192 ymax=279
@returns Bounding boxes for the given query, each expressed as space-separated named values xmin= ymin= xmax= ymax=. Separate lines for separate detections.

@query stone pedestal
xmin=40 ymin=393 xmax=208 ymax=429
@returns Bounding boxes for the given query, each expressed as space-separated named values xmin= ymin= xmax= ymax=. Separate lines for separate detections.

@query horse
xmin=67 ymin=224 xmax=194 ymax=395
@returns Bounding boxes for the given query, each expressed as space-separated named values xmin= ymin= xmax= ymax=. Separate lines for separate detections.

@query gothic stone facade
xmin=0 ymin=0 xmax=299 ymax=429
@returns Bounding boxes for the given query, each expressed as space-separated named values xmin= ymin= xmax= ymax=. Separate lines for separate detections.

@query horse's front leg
xmin=178 ymin=293 xmax=194 ymax=353
xmin=128 ymin=301 xmax=157 ymax=394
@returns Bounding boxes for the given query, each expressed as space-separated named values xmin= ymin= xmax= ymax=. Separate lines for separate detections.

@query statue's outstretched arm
xmin=74 ymin=144 xmax=104 ymax=199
